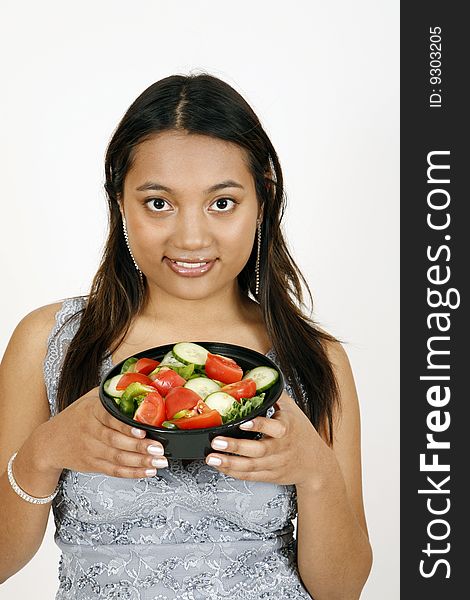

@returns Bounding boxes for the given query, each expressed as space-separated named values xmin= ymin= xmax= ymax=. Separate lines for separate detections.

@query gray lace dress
xmin=43 ymin=297 xmax=313 ymax=599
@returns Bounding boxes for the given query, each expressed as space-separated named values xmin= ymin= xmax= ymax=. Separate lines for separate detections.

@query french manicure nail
xmin=131 ymin=427 xmax=145 ymax=437
xmin=147 ymin=445 xmax=164 ymax=456
xmin=145 ymin=468 xmax=157 ymax=477
xmin=212 ymin=439 xmax=228 ymax=450
xmin=207 ymin=456 xmax=222 ymax=466
xmin=152 ymin=458 xmax=168 ymax=468
xmin=239 ymin=420 xmax=254 ymax=429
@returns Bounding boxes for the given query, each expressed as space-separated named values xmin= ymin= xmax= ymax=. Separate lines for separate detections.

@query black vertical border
xmin=401 ymin=3 xmax=468 ymax=598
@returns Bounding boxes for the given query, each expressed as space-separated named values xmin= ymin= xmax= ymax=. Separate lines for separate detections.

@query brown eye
xmin=211 ymin=198 xmax=237 ymax=212
xmin=146 ymin=198 xmax=170 ymax=211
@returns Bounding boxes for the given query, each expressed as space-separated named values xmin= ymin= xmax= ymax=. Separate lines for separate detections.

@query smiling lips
xmin=164 ymin=257 xmax=217 ymax=276
xmin=171 ymin=260 xmax=210 ymax=268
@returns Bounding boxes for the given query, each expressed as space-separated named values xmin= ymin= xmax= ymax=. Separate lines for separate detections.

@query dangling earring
xmin=122 ymin=216 xmax=144 ymax=287
xmin=255 ymin=218 xmax=262 ymax=296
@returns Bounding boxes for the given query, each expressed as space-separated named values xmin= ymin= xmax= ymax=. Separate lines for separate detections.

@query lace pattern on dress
xmin=43 ymin=296 xmax=87 ymax=417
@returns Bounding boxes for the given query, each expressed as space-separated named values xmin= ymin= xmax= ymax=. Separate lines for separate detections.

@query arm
xmin=0 ymin=304 xmax=170 ymax=584
xmin=295 ymin=341 xmax=373 ymax=599
xmin=0 ymin=303 xmax=64 ymax=584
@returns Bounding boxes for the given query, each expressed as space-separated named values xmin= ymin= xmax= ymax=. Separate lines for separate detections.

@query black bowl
xmin=99 ymin=341 xmax=284 ymax=459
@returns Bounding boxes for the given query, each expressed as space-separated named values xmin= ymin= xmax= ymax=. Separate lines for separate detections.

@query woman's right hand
xmin=37 ymin=386 xmax=168 ymax=478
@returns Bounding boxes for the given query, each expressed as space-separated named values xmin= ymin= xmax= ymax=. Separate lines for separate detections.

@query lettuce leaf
xmin=222 ymin=393 xmax=266 ymax=424
xmin=169 ymin=363 xmax=195 ymax=380
xmin=120 ymin=357 xmax=138 ymax=374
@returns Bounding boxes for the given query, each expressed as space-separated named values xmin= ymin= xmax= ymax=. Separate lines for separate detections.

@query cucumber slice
xmin=159 ymin=350 xmax=186 ymax=368
xmin=204 ymin=391 xmax=236 ymax=416
xmin=184 ymin=377 xmax=221 ymax=399
xmin=172 ymin=342 xmax=208 ymax=368
xmin=103 ymin=374 xmax=125 ymax=398
xmin=242 ymin=366 xmax=279 ymax=392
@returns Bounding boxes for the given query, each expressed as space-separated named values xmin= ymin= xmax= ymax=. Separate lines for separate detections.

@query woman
xmin=0 ymin=73 xmax=372 ymax=599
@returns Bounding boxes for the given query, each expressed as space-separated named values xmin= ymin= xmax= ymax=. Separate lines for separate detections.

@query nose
xmin=172 ymin=207 xmax=213 ymax=252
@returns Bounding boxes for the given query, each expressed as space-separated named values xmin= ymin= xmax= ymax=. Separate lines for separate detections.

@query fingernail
xmin=239 ymin=420 xmax=254 ymax=429
xmin=151 ymin=458 xmax=168 ymax=468
xmin=131 ymin=427 xmax=145 ymax=438
xmin=207 ymin=456 xmax=222 ymax=466
xmin=212 ymin=439 xmax=228 ymax=450
xmin=147 ymin=445 xmax=164 ymax=456
xmin=145 ymin=468 xmax=157 ymax=476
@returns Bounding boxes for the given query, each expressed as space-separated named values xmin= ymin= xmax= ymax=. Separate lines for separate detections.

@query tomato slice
xmin=165 ymin=386 xmax=201 ymax=420
xmin=150 ymin=368 xmax=187 ymax=396
xmin=133 ymin=391 xmax=166 ymax=427
xmin=220 ymin=378 xmax=257 ymax=401
xmin=205 ymin=352 xmax=243 ymax=384
xmin=134 ymin=358 xmax=160 ymax=375
xmin=170 ymin=409 xmax=223 ymax=430
xmin=116 ymin=372 xmax=158 ymax=390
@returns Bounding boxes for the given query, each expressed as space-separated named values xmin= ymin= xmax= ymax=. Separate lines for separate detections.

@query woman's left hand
xmin=205 ymin=391 xmax=335 ymax=488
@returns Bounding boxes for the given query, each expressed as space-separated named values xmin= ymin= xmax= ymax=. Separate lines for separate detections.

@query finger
xmin=93 ymin=400 xmax=147 ymax=439
xmin=210 ymin=435 xmax=271 ymax=458
xmin=206 ymin=450 xmax=276 ymax=473
xmin=239 ymin=415 xmax=287 ymax=439
xmin=91 ymin=457 xmax=165 ymax=479
xmin=94 ymin=443 xmax=169 ymax=472
xmin=99 ymin=426 xmax=165 ymax=458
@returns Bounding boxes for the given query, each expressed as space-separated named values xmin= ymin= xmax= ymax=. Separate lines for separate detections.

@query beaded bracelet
xmin=7 ymin=451 xmax=60 ymax=505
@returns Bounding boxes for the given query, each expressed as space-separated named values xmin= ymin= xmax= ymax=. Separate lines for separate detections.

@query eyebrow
xmin=135 ymin=179 xmax=245 ymax=194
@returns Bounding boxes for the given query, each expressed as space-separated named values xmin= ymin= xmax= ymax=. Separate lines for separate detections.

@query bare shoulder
xmin=2 ymin=299 xmax=65 ymax=367
xmin=0 ymin=301 xmax=64 ymax=470
xmin=1 ymin=301 xmax=65 ymax=368
xmin=311 ymin=322 xmax=346 ymax=370
xmin=12 ymin=301 xmax=63 ymax=337
xmin=314 ymin=324 xmax=352 ymax=379
xmin=317 ymin=327 xmax=358 ymax=428
xmin=323 ymin=338 xmax=349 ymax=367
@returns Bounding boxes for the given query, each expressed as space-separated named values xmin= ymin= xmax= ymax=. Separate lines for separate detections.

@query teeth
xmin=174 ymin=261 xmax=208 ymax=268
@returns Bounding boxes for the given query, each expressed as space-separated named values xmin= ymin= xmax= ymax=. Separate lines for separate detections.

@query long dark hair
xmin=56 ymin=73 xmax=343 ymax=445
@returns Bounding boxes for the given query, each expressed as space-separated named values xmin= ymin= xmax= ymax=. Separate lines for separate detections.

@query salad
xmin=103 ymin=342 xmax=279 ymax=430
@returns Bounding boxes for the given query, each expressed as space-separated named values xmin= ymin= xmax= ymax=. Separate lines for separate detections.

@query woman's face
xmin=119 ymin=130 xmax=262 ymax=301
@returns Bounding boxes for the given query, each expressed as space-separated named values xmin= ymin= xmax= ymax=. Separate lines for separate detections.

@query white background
xmin=0 ymin=1 xmax=399 ymax=598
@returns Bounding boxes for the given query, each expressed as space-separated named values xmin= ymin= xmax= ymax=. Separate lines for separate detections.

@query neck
xmin=140 ymin=279 xmax=259 ymax=331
